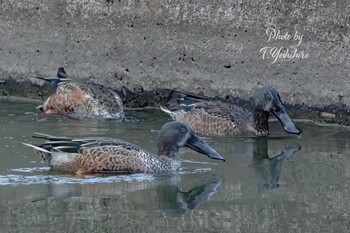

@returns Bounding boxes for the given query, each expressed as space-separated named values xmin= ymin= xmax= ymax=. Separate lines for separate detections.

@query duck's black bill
xmin=272 ymin=104 xmax=301 ymax=135
xmin=186 ymin=136 xmax=225 ymax=161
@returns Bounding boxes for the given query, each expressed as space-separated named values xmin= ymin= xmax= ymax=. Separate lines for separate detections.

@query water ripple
xmin=2 ymin=166 xmax=213 ymax=186
xmin=0 ymin=168 xmax=156 ymax=186
xmin=10 ymin=167 xmax=51 ymax=173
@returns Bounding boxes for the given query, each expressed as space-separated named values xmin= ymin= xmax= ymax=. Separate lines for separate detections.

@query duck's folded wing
xmin=80 ymin=83 xmax=123 ymax=111
xmin=33 ymin=133 xmax=143 ymax=153
xmin=78 ymin=138 xmax=143 ymax=152
xmin=194 ymin=101 xmax=235 ymax=122
xmin=179 ymin=100 xmax=235 ymax=126
xmin=76 ymin=145 xmax=148 ymax=174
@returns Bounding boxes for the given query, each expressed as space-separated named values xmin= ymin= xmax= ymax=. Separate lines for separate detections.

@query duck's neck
xmin=253 ymin=109 xmax=270 ymax=135
xmin=157 ymin=143 xmax=180 ymax=159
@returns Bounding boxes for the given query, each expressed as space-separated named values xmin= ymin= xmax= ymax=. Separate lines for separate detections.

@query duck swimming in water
xmin=36 ymin=67 xmax=124 ymax=119
xmin=161 ymin=87 xmax=301 ymax=137
xmin=22 ymin=122 xmax=225 ymax=175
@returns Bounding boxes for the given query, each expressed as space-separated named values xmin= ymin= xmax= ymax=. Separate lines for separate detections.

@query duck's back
xmin=43 ymin=82 xmax=124 ymax=119
xmin=163 ymin=95 xmax=254 ymax=136
xmin=186 ymin=103 xmax=253 ymax=136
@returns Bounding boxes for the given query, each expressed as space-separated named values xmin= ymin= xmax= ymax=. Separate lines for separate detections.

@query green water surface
xmin=0 ymin=97 xmax=350 ymax=233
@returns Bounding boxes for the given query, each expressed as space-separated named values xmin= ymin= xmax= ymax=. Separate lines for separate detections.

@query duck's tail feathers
xmin=33 ymin=67 xmax=71 ymax=88
xmin=35 ymin=105 xmax=44 ymax=112
xmin=32 ymin=133 xmax=84 ymax=153
xmin=32 ymin=132 xmax=72 ymax=141
xmin=165 ymin=88 xmax=210 ymax=101
xmin=164 ymin=88 xmax=212 ymax=111
xmin=160 ymin=106 xmax=178 ymax=120
xmin=179 ymin=93 xmax=212 ymax=108
xmin=160 ymin=96 xmax=201 ymax=120
xmin=22 ymin=142 xmax=52 ymax=165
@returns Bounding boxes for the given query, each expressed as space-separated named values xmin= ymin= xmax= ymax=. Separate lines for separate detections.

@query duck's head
xmin=157 ymin=122 xmax=225 ymax=161
xmin=254 ymin=87 xmax=301 ymax=135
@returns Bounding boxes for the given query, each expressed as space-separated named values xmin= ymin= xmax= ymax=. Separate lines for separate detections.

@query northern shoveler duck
xmin=36 ymin=67 xmax=124 ymax=119
xmin=22 ymin=122 xmax=225 ymax=174
xmin=161 ymin=86 xmax=301 ymax=137
xmin=250 ymin=137 xmax=301 ymax=192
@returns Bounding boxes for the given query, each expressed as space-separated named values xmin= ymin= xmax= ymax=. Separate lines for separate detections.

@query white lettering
xmin=259 ymin=47 xmax=310 ymax=64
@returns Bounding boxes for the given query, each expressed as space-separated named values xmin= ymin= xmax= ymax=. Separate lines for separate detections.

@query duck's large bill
xmin=186 ymin=136 xmax=225 ymax=161
xmin=272 ymin=104 xmax=301 ymax=135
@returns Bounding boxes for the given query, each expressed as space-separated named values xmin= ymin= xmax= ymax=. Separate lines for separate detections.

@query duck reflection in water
xmin=157 ymin=175 xmax=222 ymax=217
xmin=36 ymin=173 xmax=222 ymax=218
xmin=250 ymin=137 xmax=301 ymax=193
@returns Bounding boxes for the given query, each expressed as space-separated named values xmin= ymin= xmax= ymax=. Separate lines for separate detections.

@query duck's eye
xmin=181 ymin=127 xmax=187 ymax=133
xmin=265 ymin=95 xmax=271 ymax=100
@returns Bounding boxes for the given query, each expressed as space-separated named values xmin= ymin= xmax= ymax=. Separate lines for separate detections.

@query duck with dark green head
xmin=22 ymin=122 xmax=225 ymax=175
xmin=161 ymin=86 xmax=301 ymax=137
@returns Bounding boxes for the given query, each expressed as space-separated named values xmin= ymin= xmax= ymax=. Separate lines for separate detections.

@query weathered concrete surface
xmin=0 ymin=1 xmax=349 ymax=121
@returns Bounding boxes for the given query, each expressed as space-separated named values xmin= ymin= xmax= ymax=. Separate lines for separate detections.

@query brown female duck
xmin=22 ymin=122 xmax=225 ymax=175
xmin=161 ymin=87 xmax=301 ymax=137
xmin=36 ymin=67 xmax=124 ymax=119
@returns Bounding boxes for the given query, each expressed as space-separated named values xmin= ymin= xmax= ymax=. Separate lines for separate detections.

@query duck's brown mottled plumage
xmin=161 ymin=87 xmax=301 ymax=137
xmin=23 ymin=122 xmax=224 ymax=175
xmin=38 ymin=68 xmax=124 ymax=119
xmin=169 ymin=101 xmax=253 ymax=136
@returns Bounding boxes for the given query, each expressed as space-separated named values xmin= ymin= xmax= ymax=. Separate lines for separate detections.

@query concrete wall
xmin=0 ymin=0 xmax=349 ymax=108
